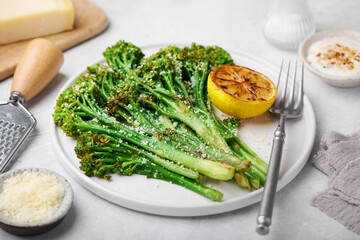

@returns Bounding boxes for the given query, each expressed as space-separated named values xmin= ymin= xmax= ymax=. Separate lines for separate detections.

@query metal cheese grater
xmin=0 ymin=94 xmax=36 ymax=172
xmin=0 ymin=38 xmax=64 ymax=173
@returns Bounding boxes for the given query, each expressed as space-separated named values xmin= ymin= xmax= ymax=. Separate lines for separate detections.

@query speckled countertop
xmin=0 ymin=0 xmax=360 ymax=239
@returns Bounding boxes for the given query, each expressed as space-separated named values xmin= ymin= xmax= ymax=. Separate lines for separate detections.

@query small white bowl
xmin=0 ymin=168 xmax=73 ymax=236
xmin=299 ymin=29 xmax=360 ymax=88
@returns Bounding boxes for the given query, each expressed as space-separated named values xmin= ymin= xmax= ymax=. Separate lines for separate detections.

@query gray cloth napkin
xmin=311 ymin=130 xmax=360 ymax=235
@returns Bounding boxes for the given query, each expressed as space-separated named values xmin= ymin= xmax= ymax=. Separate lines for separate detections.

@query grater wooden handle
xmin=11 ymin=38 xmax=64 ymax=103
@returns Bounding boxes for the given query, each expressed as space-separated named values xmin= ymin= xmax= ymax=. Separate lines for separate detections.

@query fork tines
xmin=271 ymin=60 xmax=304 ymax=118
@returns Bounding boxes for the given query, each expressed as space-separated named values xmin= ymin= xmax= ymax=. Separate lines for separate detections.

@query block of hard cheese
xmin=0 ymin=0 xmax=74 ymax=45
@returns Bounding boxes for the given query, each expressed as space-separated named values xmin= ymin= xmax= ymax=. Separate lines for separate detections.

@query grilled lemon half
xmin=207 ymin=65 xmax=277 ymax=119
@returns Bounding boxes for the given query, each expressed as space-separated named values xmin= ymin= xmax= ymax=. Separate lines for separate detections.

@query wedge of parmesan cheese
xmin=0 ymin=0 xmax=74 ymax=45
xmin=0 ymin=171 xmax=65 ymax=223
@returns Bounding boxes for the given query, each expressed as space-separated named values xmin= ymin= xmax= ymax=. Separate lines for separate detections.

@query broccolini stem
xmin=153 ymin=169 xmax=223 ymax=202
xmin=102 ymin=137 xmax=199 ymax=180
xmin=163 ymin=129 xmax=251 ymax=171
xmin=83 ymin=151 xmax=222 ymax=201
xmin=75 ymin=120 xmax=235 ymax=180
xmin=136 ymin=157 xmax=224 ymax=202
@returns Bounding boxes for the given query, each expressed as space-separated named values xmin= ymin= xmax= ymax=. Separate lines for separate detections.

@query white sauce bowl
xmin=299 ymin=29 xmax=360 ymax=88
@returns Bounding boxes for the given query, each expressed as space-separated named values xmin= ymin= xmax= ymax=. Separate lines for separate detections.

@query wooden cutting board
xmin=0 ymin=0 xmax=108 ymax=81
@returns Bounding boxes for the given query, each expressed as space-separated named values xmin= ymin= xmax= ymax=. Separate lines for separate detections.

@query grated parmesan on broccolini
xmin=53 ymin=40 xmax=268 ymax=201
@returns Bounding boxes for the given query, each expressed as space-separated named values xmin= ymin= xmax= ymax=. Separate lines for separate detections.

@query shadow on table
xmin=21 ymin=203 xmax=78 ymax=240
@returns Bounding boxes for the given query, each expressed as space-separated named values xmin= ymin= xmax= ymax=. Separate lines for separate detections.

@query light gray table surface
xmin=1 ymin=0 xmax=360 ymax=239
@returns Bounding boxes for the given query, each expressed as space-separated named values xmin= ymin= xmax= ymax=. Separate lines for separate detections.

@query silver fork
xmin=256 ymin=60 xmax=304 ymax=235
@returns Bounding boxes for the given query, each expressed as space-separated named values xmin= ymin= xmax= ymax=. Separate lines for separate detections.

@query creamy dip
xmin=306 ymin=37 xmax=360 ymax=77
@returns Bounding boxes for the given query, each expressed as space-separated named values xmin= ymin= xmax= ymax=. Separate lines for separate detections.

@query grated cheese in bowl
xmin=0 ymin=168 xmax=73 ymax=236
xmin=0 ymin=171 xmax=65 ymax=223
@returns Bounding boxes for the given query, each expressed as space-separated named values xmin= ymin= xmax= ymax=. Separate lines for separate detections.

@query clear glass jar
xmin=263 ymin=0 xmax=316 ymax=50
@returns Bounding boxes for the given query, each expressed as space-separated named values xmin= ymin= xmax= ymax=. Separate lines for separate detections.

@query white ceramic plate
xmin=50 ymin=44 xmax=316 ymax=217
xmin=299 ymin=29 xmax=360 ymax=87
